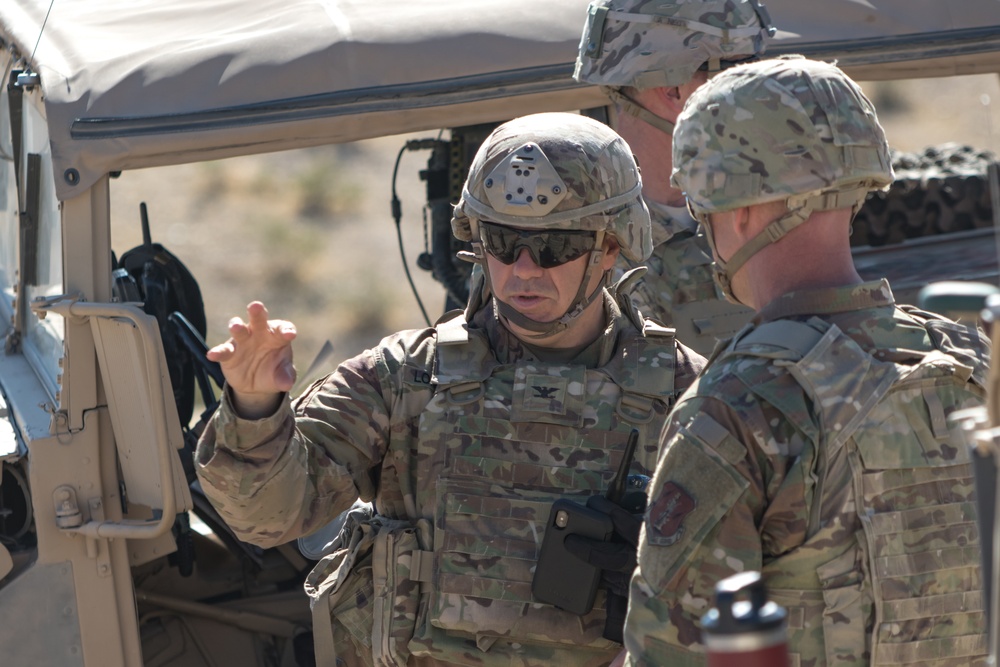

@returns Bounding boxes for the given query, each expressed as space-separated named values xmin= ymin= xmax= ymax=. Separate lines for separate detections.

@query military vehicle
xmin=1 ymin=1 xmax=999 ymax=665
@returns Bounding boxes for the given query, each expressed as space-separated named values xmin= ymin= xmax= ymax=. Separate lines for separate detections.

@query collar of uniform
xmin=475 ymin=290 xmax=625 ymax=368
xmin=754 ymin=279 xmax=896 ymax=324
xmin=647 ymin=197 xmax=698 ymax=245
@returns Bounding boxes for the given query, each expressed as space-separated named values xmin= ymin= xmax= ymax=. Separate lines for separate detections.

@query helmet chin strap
xmin=697 ymin=187 xmax=870 ymax=305
xmin=602 ymin=86 xmax=676 ymax=136
xmin=480 ymin=229 xmax=610 ymax=341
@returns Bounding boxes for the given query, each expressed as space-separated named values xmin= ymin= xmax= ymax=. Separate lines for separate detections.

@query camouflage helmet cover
xmin=574 ymin=0 xmax=774 ymax=90
xmin=671 ymin=55 xmax=895 ymax=216
xmin=452 ymin=112 xmax=653 ymax=262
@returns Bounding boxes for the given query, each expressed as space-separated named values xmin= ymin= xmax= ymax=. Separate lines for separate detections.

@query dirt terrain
xmin=106 ymin=73 xmax=1000 ymax=393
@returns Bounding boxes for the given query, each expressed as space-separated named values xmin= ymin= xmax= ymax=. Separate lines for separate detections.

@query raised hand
xmin=207 ymin=301 xmax=297 ymax=418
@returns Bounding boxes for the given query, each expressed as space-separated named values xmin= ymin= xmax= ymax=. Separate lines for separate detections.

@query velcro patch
xmin=522 ymin=374 xmax=569 ymax=413
xmin=511 ymin=363 xmax=585 ymax=426
xmin=646 ymin=482 xmax=697 ymax=547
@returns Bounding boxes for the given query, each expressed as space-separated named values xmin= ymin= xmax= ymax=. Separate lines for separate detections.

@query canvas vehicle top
xmin=1 ymin=1 xmax=999 ymax=665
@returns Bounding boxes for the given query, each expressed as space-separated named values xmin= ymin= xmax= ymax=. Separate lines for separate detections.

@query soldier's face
xmin=485 ymin=236 xmax=619 ymax=327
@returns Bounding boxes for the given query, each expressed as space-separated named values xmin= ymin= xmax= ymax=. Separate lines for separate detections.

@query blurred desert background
xmin=107 ymin=73 xmax=1000 ymax=390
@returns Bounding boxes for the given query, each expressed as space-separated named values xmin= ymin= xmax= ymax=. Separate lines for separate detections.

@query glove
xmin=563 ymin=494 xmax=643 ymax=643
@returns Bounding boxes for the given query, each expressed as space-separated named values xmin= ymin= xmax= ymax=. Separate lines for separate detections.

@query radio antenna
xmin=28 ymin=0 xmax=57 ymax=65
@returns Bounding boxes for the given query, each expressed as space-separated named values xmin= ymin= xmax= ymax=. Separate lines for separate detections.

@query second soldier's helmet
xmin=452 ymin=112 xmax=651 ymax=262
xmin=574 ymin=0 xmax=774 ymax=90
xmin=671 ymin=56 xmax=894 ymax=304
xmin=672 ymin=56 xmax=895 ymax=217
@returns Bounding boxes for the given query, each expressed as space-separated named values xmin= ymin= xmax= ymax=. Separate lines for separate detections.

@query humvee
xmin=1 ymin=1 xmax=999 ymax=665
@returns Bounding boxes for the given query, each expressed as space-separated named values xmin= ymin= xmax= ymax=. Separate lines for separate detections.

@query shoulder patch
xmin=646 ymin=482 xmax=697 ymax=547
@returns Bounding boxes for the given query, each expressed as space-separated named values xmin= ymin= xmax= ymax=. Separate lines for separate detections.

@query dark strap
xmin=7 ymin=70 xmax=23 ymax=203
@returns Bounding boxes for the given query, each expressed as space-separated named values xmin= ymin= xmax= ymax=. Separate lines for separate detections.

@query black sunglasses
xmin=480 ymin=221 xmax=597 ymax=268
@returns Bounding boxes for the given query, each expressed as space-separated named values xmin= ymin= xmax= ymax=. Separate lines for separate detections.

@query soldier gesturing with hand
xmin=196 ymin=113 xmax=705 ymax=667
xmin=207 ymin=301 xmax=297 ymax=418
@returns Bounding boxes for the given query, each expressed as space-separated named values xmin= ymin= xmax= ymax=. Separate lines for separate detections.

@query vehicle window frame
xmin=0 ymin=53 xmax=64 ymax=403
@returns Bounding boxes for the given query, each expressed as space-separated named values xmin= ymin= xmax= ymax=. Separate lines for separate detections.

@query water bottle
xmin=701 ymin=571 xmax=789 ymax=667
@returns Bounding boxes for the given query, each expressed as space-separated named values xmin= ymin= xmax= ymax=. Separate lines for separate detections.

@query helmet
xmin=672 ymin=55 xmax=894 ymax=216
xmin=670 ymin=56 xmax=895 ymax=304
xmin=452 ymin=112 xmax=651 ymax=262
xmin=451 ymin=112 xmax=651 ymax=336
xmin=573 ymin=0 xmax=774 ymax=90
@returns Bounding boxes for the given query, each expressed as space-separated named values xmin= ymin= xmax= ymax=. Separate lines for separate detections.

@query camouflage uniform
xmin=574 ymin=0 xmax=772 ymax=354
xmin=199 ymin=296 xmax=704 ymax=666
xmin=625 ymin=58 xmax=991 ymax=665
xmin=196 ymin=113 xmax=707 ymax=666
xmin=625 ymin=280 xmax=990 ymax=665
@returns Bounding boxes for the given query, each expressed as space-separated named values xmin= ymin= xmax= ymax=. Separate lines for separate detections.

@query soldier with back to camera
xmin=195 ymin=112 xmax=705 ymax=666
xmin=574 ymin=0 xmax=774 ymax=355
xmin=623 ymin=56 xmax=991 ymax=666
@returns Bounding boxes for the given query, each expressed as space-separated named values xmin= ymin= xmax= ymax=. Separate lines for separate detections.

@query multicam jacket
xmin=196 ymin=291 xmax=705 ymax=667
xmin=624 ymin=279 xmax=990 ymax=667
xmin=613 ymin=200 xmax=753 ymax=357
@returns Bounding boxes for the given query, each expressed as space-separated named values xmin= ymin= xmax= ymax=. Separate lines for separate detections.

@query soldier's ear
xmin=652 ymin=86 xmax=685 ymax=117
xmin=733 ymin=205 xmax=757 ymax=242
xmin=601 ymin=237 xmax=621 ymax=269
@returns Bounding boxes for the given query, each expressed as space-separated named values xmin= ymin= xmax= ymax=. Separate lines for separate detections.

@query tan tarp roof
xmin=2 ymin=0 xmax=999 ymax=200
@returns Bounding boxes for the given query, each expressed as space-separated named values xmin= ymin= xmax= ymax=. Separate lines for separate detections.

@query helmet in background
xmin=574 ymin=0 xmax=774 ymax=90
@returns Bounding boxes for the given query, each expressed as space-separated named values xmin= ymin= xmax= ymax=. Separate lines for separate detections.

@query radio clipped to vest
xmin=532 ymin=429 xmax=645 ymax=614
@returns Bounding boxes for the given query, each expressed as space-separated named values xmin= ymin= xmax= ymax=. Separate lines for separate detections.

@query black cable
xmin=392 ymin=143 xmax=432 ymax=327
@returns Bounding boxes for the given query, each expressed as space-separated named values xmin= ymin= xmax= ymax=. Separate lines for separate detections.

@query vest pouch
xmin=305 ymin=520 xmax=377 ymax=666
xmin=817 ymin=547 xmax=868 ymax=667
xmin=767 ymin=547 xmax=869 ymax=667
xmin=429 ymin=477 xmax=615 ymax=649
xmin=306 ymin=516 xmax=427 ymax=667
xmin=370 ymin=519 xmax=429 ymax=667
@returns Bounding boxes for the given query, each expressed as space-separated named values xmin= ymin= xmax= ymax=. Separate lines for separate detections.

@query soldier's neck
xmin=617 ymin=119 xmax=686 ymax=208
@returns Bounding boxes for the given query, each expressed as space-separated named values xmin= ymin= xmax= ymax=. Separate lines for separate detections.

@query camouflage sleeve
xmin=195 ymin=332 xmax=425 ymax=548
xmin=623 ymin=388 xmax=812 ymax=666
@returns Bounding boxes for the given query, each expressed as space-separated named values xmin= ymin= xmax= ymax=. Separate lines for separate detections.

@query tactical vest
xmin=400 ymin=312 xmax=677 ymax=665
xmin=720 ymin=310 xmax=989 ymax=667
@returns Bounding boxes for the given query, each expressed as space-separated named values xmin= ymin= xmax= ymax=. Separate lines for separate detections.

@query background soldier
xmin=574 ymin=0 xmax=774 ymax=355
xmin=195 ymin=112 xmax=705 ymax=666
xmin=623 ymin=56 xmax=991 ymax=665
